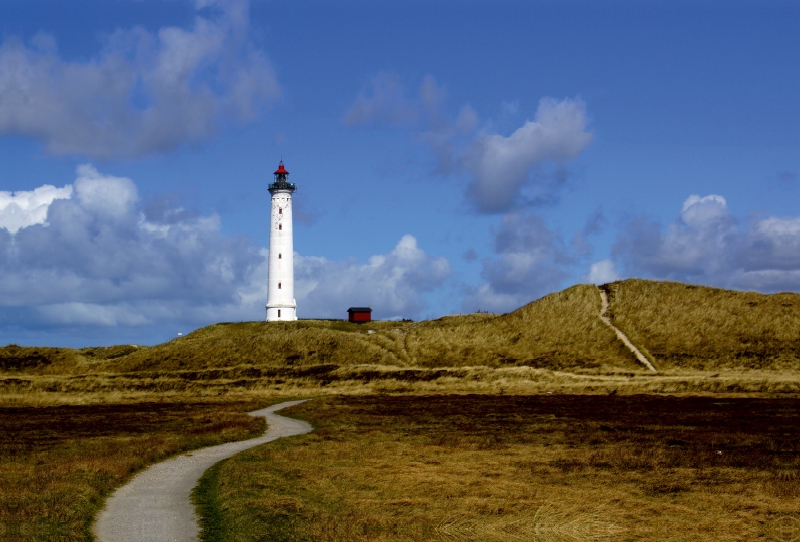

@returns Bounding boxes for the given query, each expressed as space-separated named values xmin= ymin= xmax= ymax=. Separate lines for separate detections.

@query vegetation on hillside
xmin=401 ymin=284 xmax=633 ymax=369
xmin=0 ymin=285 xmax=642 ymax=376
xmin=117 ymin=286 xmax=629 ymax=373
xmin=604 ymin=279 xmax=800 ymax=370
xmin=2 ymin=280 xmax=799 ymax=403
xmin=4 ymin=280 xmax=798 ymax=540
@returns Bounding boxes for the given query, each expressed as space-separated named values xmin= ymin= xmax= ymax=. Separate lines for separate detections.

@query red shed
xmin=347 ymin=307 xmax=372 ymax=323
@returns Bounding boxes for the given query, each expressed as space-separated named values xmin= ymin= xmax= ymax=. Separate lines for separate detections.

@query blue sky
xmin=0 ymin=0 xmax=798 ymax=346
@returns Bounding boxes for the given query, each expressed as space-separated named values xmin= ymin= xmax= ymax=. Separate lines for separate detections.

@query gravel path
xmin=93 ymin=400 xmax=312 ymax=542
xmin=598 ymin=288 xmax=658 ymax=372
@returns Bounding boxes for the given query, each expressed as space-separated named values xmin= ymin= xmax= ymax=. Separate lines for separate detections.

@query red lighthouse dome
xmin=269 ymin=160 xmax=296 ymax=192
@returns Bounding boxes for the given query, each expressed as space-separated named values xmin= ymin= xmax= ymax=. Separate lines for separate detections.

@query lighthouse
xmin=266 ymin=161 xmax=298 ymax=321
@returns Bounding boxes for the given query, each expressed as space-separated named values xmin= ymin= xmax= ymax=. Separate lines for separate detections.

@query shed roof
xmin=347 ymin=307 xmax=372 ymax=313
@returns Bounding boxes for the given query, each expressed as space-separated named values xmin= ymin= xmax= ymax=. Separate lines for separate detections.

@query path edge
xmin=191 ymin=399 xmax=312 ymax=542
xmin=598 ymin=286 xmax=658 ymax=373
xmin=91 ymin=399 xmax=312 ymax=542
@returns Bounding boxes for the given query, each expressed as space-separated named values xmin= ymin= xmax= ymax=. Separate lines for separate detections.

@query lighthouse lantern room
xmin=266 ymin=161 xmax=297 ymax=321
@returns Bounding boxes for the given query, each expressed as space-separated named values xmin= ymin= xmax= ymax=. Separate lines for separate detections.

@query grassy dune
xmin=2 ymin=280 xmax=799 ymax=403
xmin=0 ymin=284 xmax=635 ymax=375
xmin=401 ymin=284 xmax=633 ymax=370
xmin=604 ymin=280 xmax=800 ymax=371
xmin=0 ymin=284 xmax=643 ymax=375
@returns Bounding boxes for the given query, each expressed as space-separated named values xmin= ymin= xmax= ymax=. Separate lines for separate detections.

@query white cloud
xmin=679 ymin=194 xmax=732 ymax=227
xmin=0 ymin=0 xmax=279 ymax=158
xmin=74 ymin=165 xmax=138 ymax=219
xmin=0 ymin=168 xmax=452 ymax=341
xmin=584 ymin=259 xmax=621 ymax=285
xmin=0 ymin=165 xmax=262 ymax=327
xmin=296 ymin=234 xmax=452 ymax=318
xmin=464 ymin=98 xmax=593 ymax=212
xmin=614 ymin=194 xmax=800 ymax=292
xmin=345 ymin=74 xmax=593 ymax=214
xmin=0 ymin=184 xmax=72 ymax=233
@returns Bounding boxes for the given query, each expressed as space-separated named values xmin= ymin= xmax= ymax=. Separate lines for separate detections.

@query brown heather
xmin=0 ymin=401 xmax=268 ymax=541
xmin=198 ymin=395 xmax=800 ymax=542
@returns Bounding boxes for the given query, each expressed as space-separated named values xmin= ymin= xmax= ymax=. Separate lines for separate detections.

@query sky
xmin=0 ymin=0 xmax=798 ymax=346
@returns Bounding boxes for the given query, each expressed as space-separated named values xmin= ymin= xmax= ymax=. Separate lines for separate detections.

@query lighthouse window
xmin=279 ymin=224 xmax=282 ymax=230
xmin=278 ymin=253 xmax=282 ymax=259
xmin=278 ymin=282 xmax=282 ymax=289
xmin=278 ymin=310 xmax=281 ymax=317
xmin=279 ymin=208 xmax=282 ymax=214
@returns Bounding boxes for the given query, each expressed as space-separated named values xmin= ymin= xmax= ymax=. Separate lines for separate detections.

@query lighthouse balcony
xmin=268 ymin=180 xmax=296 ymax=191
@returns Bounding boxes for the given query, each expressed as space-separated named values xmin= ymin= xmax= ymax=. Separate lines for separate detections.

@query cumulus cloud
xmin=464 ymin=98 xmax=593 ymax=212
xmin=233 ymin=235 xmax=451 ymax=321
xmin=462 ymin=212 xmax=577 ymax=313
xmin=74 ymin=165 xmax=139 ymax=219
xmin=296 ymin=235 xmax=451 ymax=318
xmin=0 ymin=184 xmax=72 ymax=233
xmin=345 ymin=74 xmax=593 ymax=213
xmin=0 ymin=0 xmax=279 ymax=158
xmin=0 ymin=166 xmax=261 ymax=327
xmin=613 ymin=194 xmax=800 ymax=292
xmin=0 ymin=167 xmax=451 ymax=342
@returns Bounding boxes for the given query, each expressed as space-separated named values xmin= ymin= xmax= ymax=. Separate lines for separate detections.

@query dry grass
xmin=1 ymin=279 xmax=799 ymax=539
xmin=2 ymin=279 xmax=798 ymax=540
xmin=198 ymin=394 xmax=800 ymax=542
xmin=603 ymin=280 xmax=800 ymax=371
xmin=401 ymin=285 xmax=636 ymax=371
xmin=0 ymin=284 xmax=649 ymax=405
xmin=2 ymin=281 xmax=799 ymax=402
xmin=0 ymin=285 xmax=641 ymax=380
xmin=0 ymin=400 xmax=268 ymax=541
xmin=6 ymin=363 xmax=800 ymax=409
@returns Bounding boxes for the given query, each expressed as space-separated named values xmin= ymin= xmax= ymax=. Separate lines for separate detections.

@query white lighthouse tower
xmin=266 ymin=161 xmax=297 ymax=321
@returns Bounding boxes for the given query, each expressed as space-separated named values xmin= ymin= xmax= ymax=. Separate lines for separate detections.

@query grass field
xmin=2 ymin=280 xmax=799 ymax=404
xmin=0 ymin=400 xmax=268 ymax=541
xmin=2 ymin=279 xmax=799 ymax=541
xmin=197 ymin=394 xmax=800 ymax=542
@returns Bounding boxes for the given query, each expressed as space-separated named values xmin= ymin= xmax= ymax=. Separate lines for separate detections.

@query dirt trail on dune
xmin=598 ymin=288 xmax=657 ymax=373
xmin=93 ymin=399 xmax=311 ymax=542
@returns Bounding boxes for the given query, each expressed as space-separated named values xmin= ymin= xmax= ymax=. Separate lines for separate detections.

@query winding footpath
xmin=598 ymin=288 xmax=658 ymax=373
xmin=93 ymin=400 xmax=312 ymax=542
